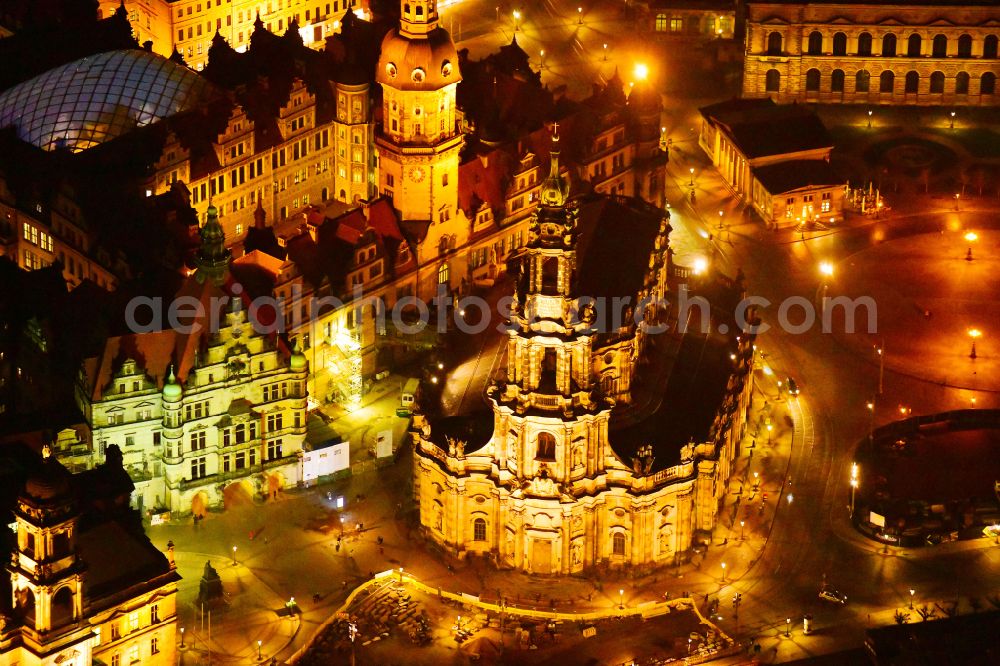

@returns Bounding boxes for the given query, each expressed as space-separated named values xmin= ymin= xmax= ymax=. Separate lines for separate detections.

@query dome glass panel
xmin=0 ymin=49 xmax=210 ymax=152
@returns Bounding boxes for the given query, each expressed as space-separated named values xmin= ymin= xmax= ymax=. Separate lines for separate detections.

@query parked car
xmin=786 ymin=377 xmax=800 ymax=396
xmin=818 ymin=588 xmax=847 ymax=604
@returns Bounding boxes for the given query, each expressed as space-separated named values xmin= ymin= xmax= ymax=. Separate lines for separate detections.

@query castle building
xmin=412 ymin=132 xmax=755 ymax=574
xmin=743 ymin=1 xmax=1000 ymax=106
xmin=1 ymin=447 xmax=180 ymax=666
xmin=74 ymin=207 xmax=309 ymax=517
xmin=98 ymin=0 xmax=362 ymax=70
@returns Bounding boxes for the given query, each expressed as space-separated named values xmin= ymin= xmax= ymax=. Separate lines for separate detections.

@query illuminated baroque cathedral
xmin=412 ymin=130 xmax=756 ymax=574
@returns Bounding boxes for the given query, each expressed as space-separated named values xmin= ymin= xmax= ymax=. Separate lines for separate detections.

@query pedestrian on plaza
xmin=336 ymin=542 xmax=341 ymax=552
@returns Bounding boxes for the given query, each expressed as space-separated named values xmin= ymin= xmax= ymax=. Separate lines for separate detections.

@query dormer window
xmin=411 ymin=68 xmax=425 ymax=83
xmin=386 ymin=62 xmax=397 ymax=79
xmin=441 ymin=61 xmax=452 ymax=77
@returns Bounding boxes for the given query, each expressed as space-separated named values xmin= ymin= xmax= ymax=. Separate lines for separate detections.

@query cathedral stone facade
xmin=743 ymin=1 xmax=1000 ymax=106
xmin=412 ymin=134 xmax=755 ymax=575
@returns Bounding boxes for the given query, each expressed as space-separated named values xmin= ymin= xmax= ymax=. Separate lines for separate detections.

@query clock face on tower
xmin=409 ymin=167 xmax=425 ymax=182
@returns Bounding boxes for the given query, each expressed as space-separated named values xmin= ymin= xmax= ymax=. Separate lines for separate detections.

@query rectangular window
xmin=112 ymin=654 xmax=121 ymax=666
xmin=190 ymin=430 xmax=207 ymax=451
xmin=128 ymin=611 xmax=140 ymax=632
xmin=267 ymin=438 xmax=283 ymax=461
xmin=267 ymin=413 xmax=284 ymax=431
xmin=190 ymin=456 xmax=207 ymax=479
xmin=152 ymin=636 xmax=160 ymax=653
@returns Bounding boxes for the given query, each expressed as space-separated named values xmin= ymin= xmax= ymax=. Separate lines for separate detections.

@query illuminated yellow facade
xmin=413 ymin=139 xmax=755 ymax=574
xmin=100 ymin=0 xmax=361 ymax=69
xmin=2 ymin=454 xmax=179 ymax=666
xmin=375 ymin=0 xmax=467 ymax=295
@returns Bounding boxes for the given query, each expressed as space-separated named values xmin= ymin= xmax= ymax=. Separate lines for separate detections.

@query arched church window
xmin=536 ymin=432 xmax=556 ymax=460
xmin=612 ymin=532 xmax=626 ymax=556
xmin=473 ymin=518 xmax=487 ymax=541
xmin=416 ymin=5 xmax=423 ymax=16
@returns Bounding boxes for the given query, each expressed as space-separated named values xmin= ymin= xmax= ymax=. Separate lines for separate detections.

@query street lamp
xmin=819 ymin=261 xmax=834 ymax=278
xmin=603 ymin=43 xmax=608 ymax=61
xmin=257 ymin=639 xmax=262 ymax=661
xmin=721 ymin=561 xmax=727 ymax=582
xmin=950 ymin=110 xmax=956 ymax=129
xmin=634 ymin=63 xmax=648 ymax=81
xmin=180 ymin=627 xmax=185 ymax=648
xmin=968 ymin=328 xmax=982 ymax=359
xmin=718 ymin=209 xmax=725 ymax=230
xmin=619 ymin=588 xmax=624 ymax=609
xmin=786 ymin=617 xmax=791 ymax=637
xmin=398 ymin=566 xmax=404 ymax=583
xmin=753 ymin=471 xmax=759 ymax=489
xmin=740 ymin=520 xmax=745 ymax=540
xmin=965 ymin=231 xmax=977 ymax=261
xmin=867 ymin=109 xmax=873 ymax=128
xmin=577 ymin=6 xmax=583 ymax=24
xmin=875 ymin=344 xmax=884 ymax=395
xmin=909 ymin=589 xmax=915 ymax=609
xmin=232 ymin=545 xmax=237 ymax=565
xmin=512 ymin=10 xmax=521 ymax=31
xmin=689 ymin=167 xmax=695 ymax=187
xmin=766 ymin=423 xmax=773 ymax=444
xmin=850 ymin=463 xmax=859 ymax=518
xmin=867 ymin=401 xmax=875 ymax=443
xmin=540 ymin=49 xmax=545 ymax=68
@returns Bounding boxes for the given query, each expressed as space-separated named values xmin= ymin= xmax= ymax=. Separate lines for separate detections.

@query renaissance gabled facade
xmin=412 ymin=133 xmax=755 ymax=574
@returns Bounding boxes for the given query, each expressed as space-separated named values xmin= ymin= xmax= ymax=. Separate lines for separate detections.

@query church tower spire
xmin=194 ymin=205 xmax=231 ymax=285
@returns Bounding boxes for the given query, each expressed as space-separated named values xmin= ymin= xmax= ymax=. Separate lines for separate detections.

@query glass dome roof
xmin=0 ymin=49 xmax=209 ymax=152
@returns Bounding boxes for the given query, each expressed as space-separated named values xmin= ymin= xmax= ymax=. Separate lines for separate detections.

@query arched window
xmin=957 ymin=34 xmax=973 ymax=58
xmin=438 ymin=262 xmax=450 ymax=285
xmin=415 ymin=5 xmax=423 ymax=16
xmin=541 ymin=256 xmax=559 ymax=293
xmin=403 ymin=3 xmax=410 ymax=13
xmin=932 ymin=34 xmax=947 ymax=58
xmin=805 ymin=68 xmax=821 ymax=92
xmin=929 ymin=71 xmax=945 ymax=93
xmin=536 ymin=432 xmax=556 ymax=460
xmin=51 ymin=586 xmax=75 ymax=628
xmin=907 ymin=34 xmax=922 ymax=57
xmin=807 ymin=31 xmax=823 ymax=55
xmin=905 ymin=71 xmax=919 ymax=93
xmin=235 ymin=423 xmax=246 ymax=443
xmin=612 ymin=532 xmax=626 ymax=556
xmin=765 ymin=69 xmax=780 ymax=92
xmin=473 ymin=518 xmax=487 ymax=541
xmin=15 ymin=588 xmax=35 ymax=626
xmin=767 ymin=31 xmax=783 ymax=56
xmin=858 ymin=32 xmax=873 ymax=56
xmin=956 ymin=71 xmax=970 ymax=95
xmin=880 ymin=70 xmax=895 ymax=93
xmin=655 ymin=14 xmax=667 ymax=32
xmin=855 ymin=69 xmax=871 ymax=93
xmin=832 ymin=32 xmax=847 ymax=56
xmin=984 ymin=35 xmax=998 ymax=59
xmin=882 ymin=33 xmax=897 ymax=57
xmin=982 ymin=72 xmax=997 ymax=95
xmin=831 ymin=69 xmax=845 ymax=92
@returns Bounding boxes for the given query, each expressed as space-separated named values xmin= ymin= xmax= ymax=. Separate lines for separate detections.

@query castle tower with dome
xmin=375 ymin=0 xmax=464 ymax=227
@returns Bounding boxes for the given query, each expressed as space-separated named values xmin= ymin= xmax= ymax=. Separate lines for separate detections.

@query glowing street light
xmin=753 ymin=471 xmax=759 ymax=488
xmin=721 ymin=561 xmax=727 ymax=582
xmin=577 ymin=6 xmax=583 ymax=24
xmin=785 ymin=617 xmax=791 ymax=637
xmin=257 ymin=639 xmax=262 ymax=660
xmin=512 ymin=9 xmax=521 ymax=31
xmin=950 ymin=110 xmax=956 ymax=129
xmin=718 ymin=209 xmax=725 ymax=230
xmin=875 ymin=344 xmax=884 ymax=395
xmin=867 ymin=109 xmax=873 ymax=128
xmin=850 ymin=463 xmax=859 ymax=518
xmin=603 ymin=43 xmax=608 ymax=61
xmin=540 ymin=49 xmax=545 ymax=68
xmin=180 ymin=627 xmax=185 ymax=648
xmin=692 ymin=257 xmax=708 ymax=275
xmin=618 ymin=588 xmax=624 ymax=609
xmin=634 ymin=63 xmax=648 ymax=81
xmin=968 ymin=328 xmax=982 ymax=359
xmin=819 ymin=261 xmax=834 ymax=277
xmin=909 ymin=588 xmax=915 ymax=609
xmin=740 ymin=520 xmax=745 ymax=540
xmin=232 ymin=545 xmax=238 ymax=565
xmin=689 ymin=167 xmax=695 ymax=186
xmin=965 ymin=231 xmax=978 ymax=261
xmin=766 ymin=423 xmax=773 ymax=444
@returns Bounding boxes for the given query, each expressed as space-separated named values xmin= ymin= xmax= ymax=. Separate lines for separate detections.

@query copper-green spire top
xmin=195 ymin=205 xmax=231 ymax=285
xmin=540 ymin=123 xmax=569 ymax=208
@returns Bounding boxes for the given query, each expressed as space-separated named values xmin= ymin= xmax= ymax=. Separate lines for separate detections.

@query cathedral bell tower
xmin=8 ymin=447 xmax=85 ymax=635
xmin=375 ymin=0 xmax=463 ymax=224
xmin=490 ymin=127 xmax=613 ymax=489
